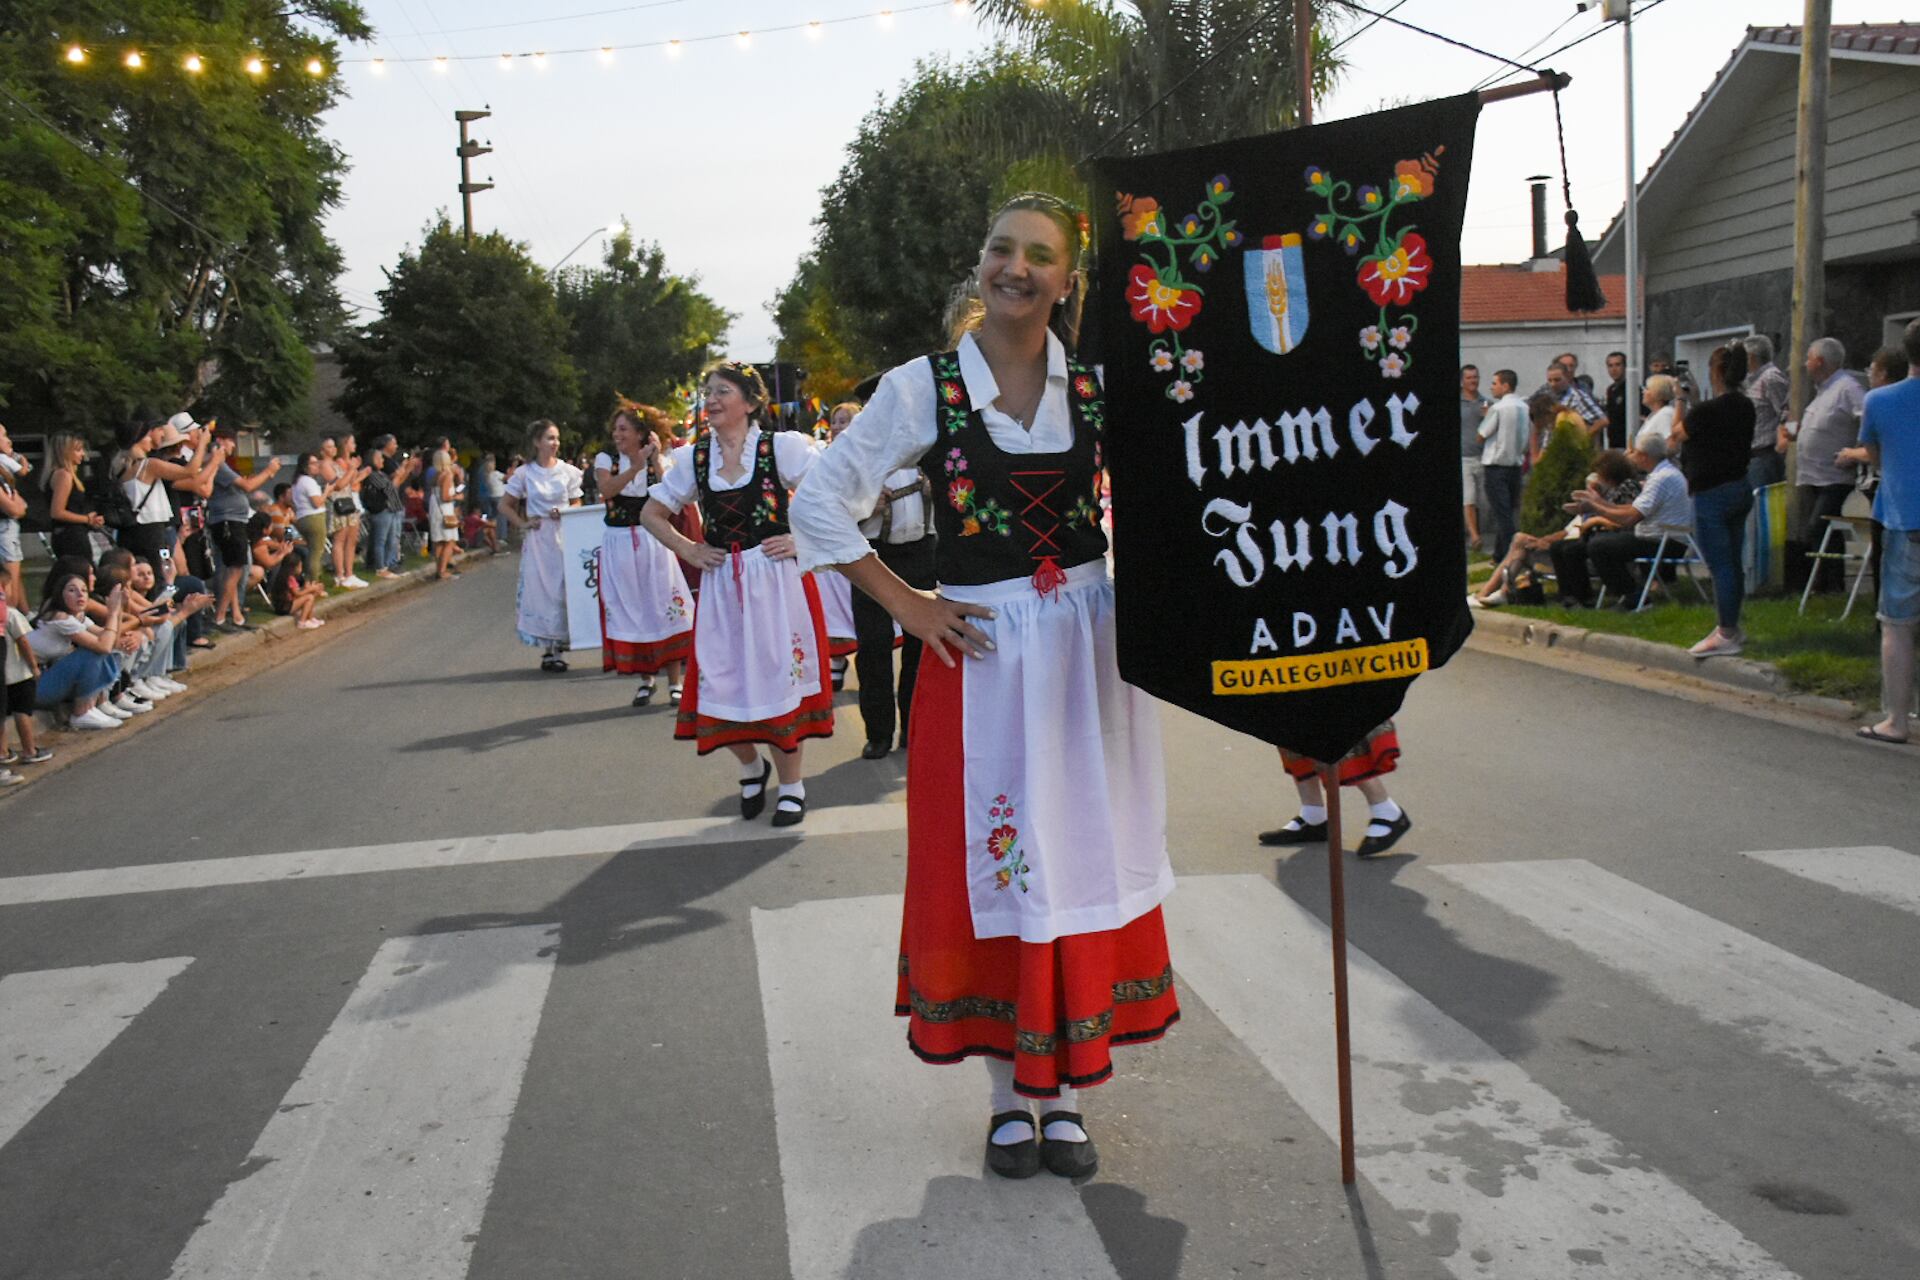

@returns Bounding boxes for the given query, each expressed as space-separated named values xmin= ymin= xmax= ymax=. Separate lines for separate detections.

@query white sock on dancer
xmin=1298 ymin=803 xmax=1328 ymax=826
xmin=738 ymin=754 xmax=768 ymax=796
xmin=985 ymin=1058 xmax=1033 ymax=1144
xmin=777 ymin=781 xmax=806 ymax=803
xmin=1043 ymin=1085 xmax=1088 ymax=1142
xmin=1367 ymin=798 xmax=1403 ymax=834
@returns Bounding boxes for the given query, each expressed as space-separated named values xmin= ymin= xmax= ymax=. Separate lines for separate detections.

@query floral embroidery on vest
xmin=987 ymin=793 xmax=1030 ymax=893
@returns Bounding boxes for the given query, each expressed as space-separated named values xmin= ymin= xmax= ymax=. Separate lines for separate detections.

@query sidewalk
xmin=2 ymin=549 xmax=489 ymax=790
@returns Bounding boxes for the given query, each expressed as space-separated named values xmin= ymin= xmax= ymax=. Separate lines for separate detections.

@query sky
xmin=316 ymin=0 xmax=1893 ymax=361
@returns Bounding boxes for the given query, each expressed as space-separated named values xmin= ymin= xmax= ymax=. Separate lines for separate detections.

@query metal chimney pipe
xmin=1527 ymin=175 xmax=1551 ymax=260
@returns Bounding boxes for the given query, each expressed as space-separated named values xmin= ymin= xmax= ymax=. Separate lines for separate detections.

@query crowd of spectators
xmin=0 ymin=413 xmax=513 ymax=786
xmin=1460 ymin=321 xmax=1919 ymax=725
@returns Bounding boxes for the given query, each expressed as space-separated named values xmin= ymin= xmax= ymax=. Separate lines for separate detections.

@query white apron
xmin=816 ymin=568 xmax=856 ymax=643
xmin=944 ymin=560 xmax=1173 ymax=944
xmin=692 ymin=546 xmax=826 ymax=722
xmin=516 ymin=517 xmax=569 ymax=647
xmin=601 ymin=523 xmax=693 ymax=643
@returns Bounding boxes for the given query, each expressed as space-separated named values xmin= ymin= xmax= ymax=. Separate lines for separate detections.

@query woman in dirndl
xmin=641 ymin=361 xmax=831 ymax=828
xmin=595 ymin=400 xmax=692 ymax=706
xmin=498 ymin=420 xmax=584 ymax=672
xmin=1257 ymin=723 xmax=1412 ymax=857
xmin=790 ymin=193 xmax=1176 ymax=1181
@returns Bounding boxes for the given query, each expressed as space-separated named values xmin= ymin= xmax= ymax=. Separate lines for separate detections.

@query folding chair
xmin=1798 ymin=514 xmax=1873 ymax=619
xmin=1596 ymin=525 xmax=1711 ymax=612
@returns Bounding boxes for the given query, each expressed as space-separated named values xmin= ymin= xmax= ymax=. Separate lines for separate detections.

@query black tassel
xmin=1563 ymin=210 xmax=1606 ymax=313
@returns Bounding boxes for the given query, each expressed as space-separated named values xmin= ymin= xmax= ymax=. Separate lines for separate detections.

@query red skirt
xmin=599 ymin=594 xmax=692 ymax=675
xmin=1279 ymin=721 xmax=1400 ymax=785
xmin=827 ymin=635 xmax=859 ymax=659
xmin=674 ymin=569 xmax=835 ymax=755
xmin=895 ymin=651 xmax=1180 ymax=1098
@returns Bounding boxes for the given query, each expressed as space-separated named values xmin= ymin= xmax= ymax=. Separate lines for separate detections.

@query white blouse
xmin=593 ymin=451 xmax=654 ymax=499
xmin=790 ymin=330 xmax=1075 ymax=573
xmin=649 ymin=426 xmax=819 ymax=514
xmin=503 ymin=460 xmax=584 ymax=517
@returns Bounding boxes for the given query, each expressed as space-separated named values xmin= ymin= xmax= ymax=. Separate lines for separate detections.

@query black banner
xmin=1094 ymin=95 xmax=1481 ymax=763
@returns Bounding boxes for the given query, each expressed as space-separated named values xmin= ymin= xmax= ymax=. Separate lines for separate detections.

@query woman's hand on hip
xmin=681 ymin=542 xmax=727 ymax=572
xmin=896 ymin=590 xmax=995 ymax=667
xmin=760 ymin=534 xmax=797 ymax=561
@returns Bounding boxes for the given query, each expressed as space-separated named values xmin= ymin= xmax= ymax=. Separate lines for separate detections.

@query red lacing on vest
xmin=1010 ymin=469 xmax=1068 ymax=599
xmin=705 ymin=486 xmax=758 ymax=607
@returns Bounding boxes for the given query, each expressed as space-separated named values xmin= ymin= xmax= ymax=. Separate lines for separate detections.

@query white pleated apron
xmin=942 ymin=560 xmax=1172 ymax=944
xmin=692 ymin=546 xmax=825 ymax=722
xmin=816 ymin=568 xmax=856 ymax=642
xmin=515 ymin=517 xmax=569 ymax=647
xmin=600 ymin=523 xmax=692 ymax=643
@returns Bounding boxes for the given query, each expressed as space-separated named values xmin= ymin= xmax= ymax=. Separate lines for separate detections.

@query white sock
xmin=776 ymin=781 xmax=806 ymax=805
xmin=1367 ymin=798 xmax=1403 ymax=833
xmin=1043 ymin=1085 xmax=1087 ymax=1143
xmin=1298 ymin=803 xmax=1328 ymax=826
xmin=985 ymin=1058 xmax=1032 ymax=1144
xmin=738 ymin=755 xmax=768 ymax=795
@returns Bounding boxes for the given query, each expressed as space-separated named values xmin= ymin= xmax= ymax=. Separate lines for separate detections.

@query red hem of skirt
xmin=601 ymin=630 xmax=691 ymax=674
xmin=672 ymin=567 xmax=835 ymax=754
xmin=897 ymin=1009 xmax=1183 ymax=1098
xmin=826 ymin=635 xmax=859 ymax=659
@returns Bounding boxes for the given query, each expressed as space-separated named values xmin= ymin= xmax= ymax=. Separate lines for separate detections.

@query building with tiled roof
xmin=1458 ymin=258 xmax=1628 ymax=394
xmin=1592 ymin=23 xmax=1920 ymax=377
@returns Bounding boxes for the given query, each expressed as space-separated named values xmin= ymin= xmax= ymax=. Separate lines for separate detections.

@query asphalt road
xmin=2 ymin=554 xmax=1916 ymax=1280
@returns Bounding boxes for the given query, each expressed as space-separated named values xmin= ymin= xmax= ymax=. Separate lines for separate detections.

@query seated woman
xmin=267 ymin=537 xmax=327 ymax=628
xmin=1472 ymin=450 xmax=1639 ymax=607
xmin=28 ymin=571 xmax=128 ymax=731
xmin=124 ymin=557 xmax=208 ymax=699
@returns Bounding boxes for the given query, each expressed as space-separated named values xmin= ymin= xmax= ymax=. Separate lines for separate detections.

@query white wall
xmin=1461 ymin=322 xmax=1629 ymax=390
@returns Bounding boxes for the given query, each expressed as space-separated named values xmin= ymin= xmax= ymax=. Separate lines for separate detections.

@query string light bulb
xmin=305 ymin=57 xmax=325 ymax=76
xmin=65 ymin=45 xmax=87 ymax=64
xmin=245 ymin=55 xmax=265 ymax=76
xmin=124 ymin=50 xmax=144 ymax=70
xmin=433 ymin=56 xmax=449 ymax=73
xmin=183 ymin=54 xmax=204 ymax=73
xmin=806 ymin=20 xmax=823 ymax=39
xmin=499 ymin=53 xmax=514 ymax=70
xmin=736 ymin=30 xmax=751 ymax=49
xmin=665 ymin=39 xmax=682 ymax=57
xmin=878 ymin=10 xmax=895 ymax=27
xmin=370 ymin=57 xmax=386 ymax=74
xmin=532 ymin=51 xmax=547 ymax=69
xmin=599 ymin=46 xmax=614 ymax=64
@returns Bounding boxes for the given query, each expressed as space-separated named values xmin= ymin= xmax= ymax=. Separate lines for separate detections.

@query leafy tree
xmin=0 ymin=0 xmax=371 ymax=441
xmin=1521 ymin=416 xmax=1595 ymax=537
xmin=335 ymin=218 xmax=578 ymax=457
xmin=556 ymin=232 xmax=732 ymax=430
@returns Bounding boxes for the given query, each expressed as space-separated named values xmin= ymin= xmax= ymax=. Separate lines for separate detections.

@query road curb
xmin=1466 ymin=607 xmax=1861 ymax=722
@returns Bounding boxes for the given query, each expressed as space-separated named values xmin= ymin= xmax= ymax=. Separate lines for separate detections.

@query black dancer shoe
xmin=1258 ymin=817 xmax=1328 ymax=847
xmin=771 ymin=794 xmax=806 ymax=828
xmin=1038 ymin=1111 xmax=1098 ymax=1180
xmin=985 ymin=1111 xmax=1040 ymax=1180
xmin=1356 ymin=809 xmax=1413 ymax=858
xmin=861 ymin=740 xmax=890 ymax=760
xmin=739 ymin=758 xmax=772 ymax=820
xmin=632 ymin=680 xmax=654 ymax=707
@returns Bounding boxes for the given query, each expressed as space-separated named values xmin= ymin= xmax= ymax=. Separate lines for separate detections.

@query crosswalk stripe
xmin=1167 ymin=875 xmax=1795 ymax=1279
xmin=165 ymin=926 xmax=558 ymax=1280
xmin=0 ymin=802 xmax=906 ymax=907
xmin=1741 ymin=846 xmax=1920 ymax=917
xmin=1433 ymin=858 xmax=1920 ymax=1141
xmin=0 ymin=958 xmax=194 ymax=1152
xmin=753 ymin=895 xmax=1121 ymax=1280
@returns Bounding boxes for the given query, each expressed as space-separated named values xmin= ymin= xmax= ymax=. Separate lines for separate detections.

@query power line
xmin=1325 ymin=0 xmax=1542 ymax=75
xmin=1325 ymin=0 xmax=1412 ymax=57
xmin=1474 ymin=0 xmax=1673 ymax=92
xmin=1468 ymin=8 xmax=1592 ymax=92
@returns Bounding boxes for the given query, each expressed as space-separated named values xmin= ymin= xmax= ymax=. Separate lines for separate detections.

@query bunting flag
xmin=1094 ymin=95 xmax=1483 ymax=764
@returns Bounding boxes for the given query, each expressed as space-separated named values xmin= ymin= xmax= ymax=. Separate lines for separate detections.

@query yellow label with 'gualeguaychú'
xmin=1212 ymin=638 xmax=1428 ymax=695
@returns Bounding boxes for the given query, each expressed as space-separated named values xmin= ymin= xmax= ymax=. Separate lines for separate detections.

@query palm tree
xmin=963 ymin=0 xmax=1348 ymax=176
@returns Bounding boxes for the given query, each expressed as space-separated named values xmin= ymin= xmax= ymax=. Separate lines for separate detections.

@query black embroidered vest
xmin=603 ymin=495 xmax=647 ymax=527
xmin=918 ymin=350 xmax=1108 ymax=591
xmin=694 ymin=430 xmax=789 ymax=549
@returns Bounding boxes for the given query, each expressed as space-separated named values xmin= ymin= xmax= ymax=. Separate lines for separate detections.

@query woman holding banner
xmin=791 ymin=193 xmax=1176 ymax=1181
xmin=640 ymin=362 xmax=831 ymax=827
xmin=594 ymin=401 xmax=691 ymax=705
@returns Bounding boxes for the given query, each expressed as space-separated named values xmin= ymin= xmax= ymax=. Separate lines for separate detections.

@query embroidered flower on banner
xmin=1115 ymin=193 xmax=1162 ymax=241
xmin=1125 ymin=265 xmax=1201 ymax=333
xmin=1180 ymin=349 xmax=1205 ymax=373
xmin=1388 ymin=325 xmax=1413 ymax=351
xmin=1359 ymin=325 xmax=1382 ymax=354
xmin=1358 ymin=233 xmax=1432 ymax=307
xmin=1380 ymin=352 xmax=1408 ymax=379
xmin=1170 ymin=379 xmax=1195 ymax=404
xmin=1149 ymin=349 xmax=1175 ymax=373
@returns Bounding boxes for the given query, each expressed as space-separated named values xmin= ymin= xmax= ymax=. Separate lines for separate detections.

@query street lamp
xmin=1581 ymin=0 xmax=1640 ymax=440
xmin=551 ymin=222 xmax=625 ymax=273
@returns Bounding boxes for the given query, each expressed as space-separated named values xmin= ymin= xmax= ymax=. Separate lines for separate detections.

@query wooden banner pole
xmin=1321 ymin=761 xmax=1357 ymax=1185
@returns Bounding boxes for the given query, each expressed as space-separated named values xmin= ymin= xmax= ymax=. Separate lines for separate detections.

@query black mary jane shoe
xmin=632 ymin=681 xmax=655 ymax=707
xmin=1038 ymin=1111 xmax=1098 ymax=1180
xmin=861 ymin=739 xmax=890 ymax=760
xmin=985 ymin=1111 xmax=1040 ymax=1180
xmin=1257 ymin=817 xmax=1328 ymax=847
xmin=1356 ymin=809 xmax=1413 ymax=859
xmin=770 ymin=794 xmax=806 ymax=828
xmin=739 ymin=759 xmax=772 ymax=820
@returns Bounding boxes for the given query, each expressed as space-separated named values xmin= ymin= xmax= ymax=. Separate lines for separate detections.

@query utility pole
xmin=1788 ymin=0 xmax=1832 ymax=421
xmin=455 ymin=109 xmax=493 ymax=246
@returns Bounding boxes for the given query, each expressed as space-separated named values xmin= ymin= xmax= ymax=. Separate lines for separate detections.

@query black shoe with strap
xmin=1356 ymin=808 xmax=1412 ymax=858
xmin=739 ymin=759 xmax=772 ymax=820
xmin=1038 ymin=1111 xmax=1098 ymax=1179
xmin=1258 ymin=816 xmax=1328 ymax=847
xmin=771 ymin=793 xmax=806 ymax=827
xmin=984 ymin=1111 xmax=1040 ymax=1180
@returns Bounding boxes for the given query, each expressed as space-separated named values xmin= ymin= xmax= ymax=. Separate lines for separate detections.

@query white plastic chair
xmin=1798 ymin=514 xmax=1872 ymax=620
xmin=1596 ymin=525 xmax=1711 ymax=612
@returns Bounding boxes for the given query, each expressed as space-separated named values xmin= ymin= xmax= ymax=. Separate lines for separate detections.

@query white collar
xmin=955 ymin=330 xmax=1067 ymax=413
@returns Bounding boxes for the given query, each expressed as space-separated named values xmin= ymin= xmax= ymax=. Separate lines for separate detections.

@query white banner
xmin=559 ymin=505 xmax=606 ymax=653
